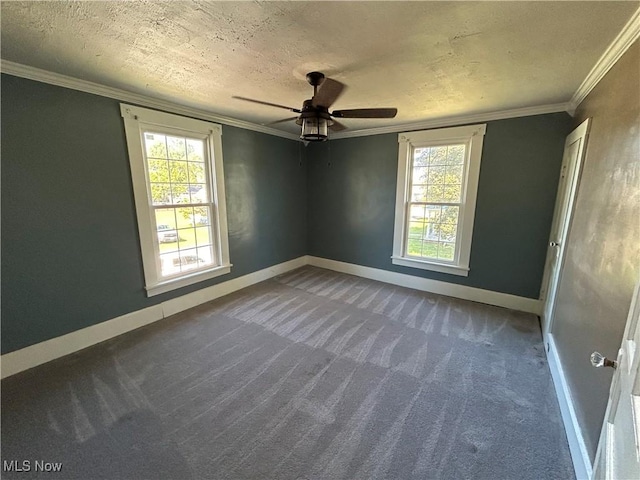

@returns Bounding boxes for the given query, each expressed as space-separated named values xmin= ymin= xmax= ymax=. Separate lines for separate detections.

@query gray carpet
xmin=1 ymin=266 xmax=575 ymax=480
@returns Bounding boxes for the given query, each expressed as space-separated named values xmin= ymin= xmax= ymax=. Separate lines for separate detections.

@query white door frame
xmin=540 ymin=118 xmax=591 ymax=337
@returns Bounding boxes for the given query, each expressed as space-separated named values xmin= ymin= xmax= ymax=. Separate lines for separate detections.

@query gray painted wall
xmin=1 ymin=74 xmax=306 ymax=354
xmin=551 ymin=40 xmax=640 ymax=460
xmin=307 ymin=114 xmax=572 ymax=298
xmin=1 ymin=74 xmax=572 ymax=356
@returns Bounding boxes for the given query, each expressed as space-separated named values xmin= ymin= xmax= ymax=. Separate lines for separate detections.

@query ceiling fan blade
xmin=263 ymin=116 xmax=299 ymax=126
xmin=232 ymin=96 xmax=301 ymax=113
xmin=332 ymin=108 xmax=397 ymax=119
xmin=311 ymin=78 xmax=345 ymax=108
xmin=329 ymin=120 xmax=347 ymax=132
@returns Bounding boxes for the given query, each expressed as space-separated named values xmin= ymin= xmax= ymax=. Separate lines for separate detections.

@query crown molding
xmin=0 ymin=60 xmax=300 ymax=141
xmin=329 ymin=102 xmax=571 ymax=140
xmin=568 ymin=6 xmax=640 ymax=113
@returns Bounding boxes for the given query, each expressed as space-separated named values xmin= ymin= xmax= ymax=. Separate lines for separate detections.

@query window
xmin=392 ymin=124 xmax=486 ymax=276
xmin=121 ymin=104 xmax=231 ymax=296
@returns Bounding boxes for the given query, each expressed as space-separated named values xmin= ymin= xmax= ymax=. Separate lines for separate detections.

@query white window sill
xmin=391 ymin=256 xmax=469 ymax=277
xmin=146 ymin=264 xmax=232 ymax=297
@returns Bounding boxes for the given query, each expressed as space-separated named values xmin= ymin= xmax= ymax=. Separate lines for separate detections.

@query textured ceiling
xmin=1 ymin=1 xmax=637 ymax=135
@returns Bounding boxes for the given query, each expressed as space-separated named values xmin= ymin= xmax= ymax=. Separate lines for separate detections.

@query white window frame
xmin=391 ymin=123 xmax=486 ymax=276
xmin=121 ymin=104 xmax=231 ymax=296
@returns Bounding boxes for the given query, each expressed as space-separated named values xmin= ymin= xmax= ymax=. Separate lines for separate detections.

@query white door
xmin=540 ymin=118 xmax=591 ymax=335
xmin=592 ymin=275 xmax=640 ymax=479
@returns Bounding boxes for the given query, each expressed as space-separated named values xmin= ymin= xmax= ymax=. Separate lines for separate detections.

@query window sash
xmin=139 ymin=128 xmax=221 ymax=279
xmin=403 ymin=142 xmax=468 ymax=264
xmin=150 ymin=204 xmax=219 ymax=279
xmin=403 ymin=201 xmax=463 ymax=264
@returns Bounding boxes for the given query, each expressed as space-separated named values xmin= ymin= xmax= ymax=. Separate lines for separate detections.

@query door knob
xmin=549 ymin=241 xmax=561 ymax=247
xmin=590 ymin=351 xmax=617 ymax=369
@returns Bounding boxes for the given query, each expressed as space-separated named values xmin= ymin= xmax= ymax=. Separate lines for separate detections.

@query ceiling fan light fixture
xmin=300 ymin=115 xmax=329 ymax=142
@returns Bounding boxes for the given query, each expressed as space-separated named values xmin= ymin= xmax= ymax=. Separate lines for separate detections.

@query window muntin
xmin=392 ymin=124 xmax=486 ymax=277
xmin=121 ymin=104 xmax=230 ymax=296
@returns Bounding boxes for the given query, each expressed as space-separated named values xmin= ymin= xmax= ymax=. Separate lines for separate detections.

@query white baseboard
xmin=545 ymin=333 xmax=593 ymax=480
xmin=0 ymin=304 xmax=165 ymax=380
xmin=307 ymin=256 xmax=542 ymax=315
xmin=0 ymin=256 xmax=307 ymax=379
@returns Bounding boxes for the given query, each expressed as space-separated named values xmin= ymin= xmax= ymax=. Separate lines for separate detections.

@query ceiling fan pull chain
xmin=298 ymin=141 xmax=303 ymax=167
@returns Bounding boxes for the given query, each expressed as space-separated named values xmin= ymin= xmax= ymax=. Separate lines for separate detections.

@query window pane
xmin=188 ymin=162 xmax=207 ymax=184
xmin=150 ymin=183 xmax=171 ymax=205
xmin=446 ymin=145 xmax=465 ymax=165
xmin=445 ymin=165 xmax=463 ymax=185
xmin=193 ymin=206 xmax=210 ymax=226
xmin=428 ymin=165 xmax=446 ymax=184
xmin=443 ymin=184 xmax=461 ymax=202
xmin=439 ymin=224 xmax=457 ymax=242
xmin=195 ymin=227 xmax=210 ymax=246
xmin=145 ymin=133 xmax=167 ymax=159
xmin=160 ymin=252 xmax=180 ymax=277
xmin=425 ymin=205 xmax=441 ymax=223
xmin=408 ymin=221 xmax=424 ymax=239
xmin=176 ymin=248 xmax=201 ymax=273
xmin=413 ymin=148 xmax=430 ymax=167
xmin=407 ymin=238 xmax=423 ymax=256
xmin=186 ymin=139 xmax=205 ymax=162
xmin=177 ymin=227 xmax=196 ymax=250
xmin=148 ymin=159 xmax=169 ymax=184
xmin=410 ymin=185 xmax=427 ymax=202
xmin=156 ymin=208 xmax=179 ymax=252
xmin=409 ymin=204 xmax=425 ymax=222
xmin=155 ymin=208 xmax=177 ymax=230
xmin=424 ymin=222 xmax=440 ymax=241
xmin=168 ymin=160 xmax=189 ymax=183
xmin=190 ymin=184 xmax=209 ymax=204
xmin=438 ymin=242 xmax=455 ymax=261
xmin=441 ymin=206 xmax=459 ymax=223
xmin=412 ymin=166 xmax=428 ymax=184
xmin=427 ymin=185 xmax=444 ymax=202
xmin=197 ymin=245 xmax=214 ymax=267
xmin=171 ymin=184 xmax=191 ymax=204
xmin=167 ymin=136 xmax=187 ymax=160
xmin=175 ymin=207 xmax=194 ymax=227
xmin=422 ymin=241 xmax=438 ymax=258
xmin=429 ymin=146 xmax=448 ymax=165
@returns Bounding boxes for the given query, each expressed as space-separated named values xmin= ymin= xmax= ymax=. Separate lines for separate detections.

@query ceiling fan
xmin=232 ymin=71 xmax=397 ymax=142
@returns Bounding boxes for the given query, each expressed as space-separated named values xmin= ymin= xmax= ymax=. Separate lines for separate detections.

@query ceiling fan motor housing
xmin=296 ymin=100 xmax=333 ymax=124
